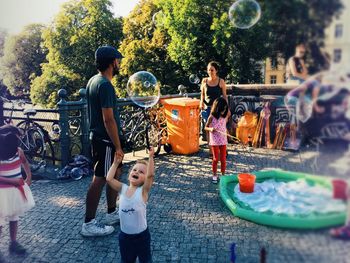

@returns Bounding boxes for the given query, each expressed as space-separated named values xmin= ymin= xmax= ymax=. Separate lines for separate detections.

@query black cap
xmin=95 ymin=45 xmax=123 ymax=63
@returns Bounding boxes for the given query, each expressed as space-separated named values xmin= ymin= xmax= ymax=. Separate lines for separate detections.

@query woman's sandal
xmin=330 ymin=224 xmax=350 ymax=240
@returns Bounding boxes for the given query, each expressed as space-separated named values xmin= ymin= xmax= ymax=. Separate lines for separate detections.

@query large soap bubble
xmin=127 ymin=71 xmax=161 ymax=108
xmin=285 ymin=70 xmax=350 ymax=124
xmin=229 ymin=0 xmax=261 ymax=29
xmin=152 ymin=11 xmax=165 ymax=27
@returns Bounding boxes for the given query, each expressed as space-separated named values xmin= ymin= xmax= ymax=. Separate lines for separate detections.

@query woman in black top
xmin=200 ymin=61 xmax=228 ymax=151
xmin=286 ymin=43 xmax=308 ymax=83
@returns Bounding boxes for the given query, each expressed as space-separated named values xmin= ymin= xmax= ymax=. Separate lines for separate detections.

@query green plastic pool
xmin=219 ymin=169 xmax=347 ymax=229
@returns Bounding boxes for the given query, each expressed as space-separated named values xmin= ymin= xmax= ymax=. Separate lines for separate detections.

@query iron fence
xmin=0 ymin=84 xmax=297 ymax=168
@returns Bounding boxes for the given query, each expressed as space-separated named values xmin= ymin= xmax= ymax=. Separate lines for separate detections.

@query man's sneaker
xmin=81 ymin=219 xmax=114 ymax=237
xmin=212 ymin=176 xmax=218 ymax=184
xmin=9 ymin=241 xmax=26 ymax=255
xmin=105 ymin=210 xmax=120 ymax=225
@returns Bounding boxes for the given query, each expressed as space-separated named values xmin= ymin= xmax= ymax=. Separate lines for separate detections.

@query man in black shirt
xmin=81 ymin=46 xmax=124 ymax=237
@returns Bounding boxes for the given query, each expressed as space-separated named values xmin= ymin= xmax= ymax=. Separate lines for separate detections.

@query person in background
xmin=330 ymin=183 xmax=350 ymax=240
xmin=205 ymin=98 xmax=229 ymax=184
xmin=81 ymin=45 xmax=124 ymax=237
xmin=0 ymin=125 xmax=35 ymax=257
xmin=200 ymin=61 xmax=228 ymax=155
xmin=286 ymin=43 xmax=309 ymax=84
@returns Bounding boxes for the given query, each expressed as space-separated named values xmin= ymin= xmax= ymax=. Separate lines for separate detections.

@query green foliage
xmin=159 ymin=0 xmax=342 ymax=83
xmin=30 ymin=63 xmax=81 ymax=108
xmin=31 ymin=0 xmax=123 ymax=106
xmin=260 ymin=0 xmax=343 ymax=74
xmin=24 ymin=0 xmax=342 ymax=105
xmin=158 ymin=0 xmax=269 ymax=84
xmin=0 ymin=24 xmax=47 ymax=96
xmin=117 ymin=0 xmax=186 ymax=97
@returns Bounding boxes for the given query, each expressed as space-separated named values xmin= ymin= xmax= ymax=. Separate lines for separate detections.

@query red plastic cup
xmin=332 ymin=179 xmax=348 ymax=200
xmin=238 ymin=173 xmax=256 ymax=193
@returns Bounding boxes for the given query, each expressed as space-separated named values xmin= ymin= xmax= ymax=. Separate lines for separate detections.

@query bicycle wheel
xmin=18 ymin=120 xmax=56 ymax=165
xmin=146 ymin=122 xmax=161 ymax=156
xmin=24 ymin=127 xmax=46 ymax=171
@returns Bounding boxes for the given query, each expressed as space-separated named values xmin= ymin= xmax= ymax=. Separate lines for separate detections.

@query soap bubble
xmin=127 ymin=71 xmax=161 ymax=108
xmin=229 ymin=0 xmax=261 ymax=29
xmin=285 ymin=70 xmax=350 ymax=124
xmin=189 ymin=74 xmax=200 ymax=84
xmin=295 ymin=96 xmax=313 ymax=123
xmin=152 ymin=11 xmax=165 ymax=27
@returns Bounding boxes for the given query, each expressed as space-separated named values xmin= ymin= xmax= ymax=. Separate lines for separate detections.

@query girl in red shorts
xmin=205 ymin=97 xmax=229 ymax=184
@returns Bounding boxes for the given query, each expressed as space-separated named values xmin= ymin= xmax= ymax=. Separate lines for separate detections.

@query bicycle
xmin=120 ymin=106 xmax=162 ymax=156
xmin=1 ymin=96 xmax=55 ymax=171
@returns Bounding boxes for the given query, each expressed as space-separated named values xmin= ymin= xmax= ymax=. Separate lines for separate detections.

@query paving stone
xmin=0 ymin=145 xmax=349 ymax=262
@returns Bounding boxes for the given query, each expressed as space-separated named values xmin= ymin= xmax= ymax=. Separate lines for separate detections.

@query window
xmin=333 ymin=49 xmax=342 ymax=63
xmin=270 ymin=75 xmax=277 ymax=84
xmin=335 ymin=24 xmax=343 ymax=38
xmin=270 ymin=58 xmax=278 ymax=69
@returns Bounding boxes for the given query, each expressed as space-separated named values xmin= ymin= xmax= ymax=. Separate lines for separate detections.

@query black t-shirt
xmin=86 ymin=74 xmax=122 ymax=140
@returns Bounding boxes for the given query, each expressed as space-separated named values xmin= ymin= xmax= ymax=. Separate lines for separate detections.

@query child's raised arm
xmin=142 ymin=147 xmax=155 ymax=202
xmin=106 ymin=152 xmax=123 ymax=192
xmin=19 ymin=148 xmax=32 ymax=186
xmin=205 ymin=115 xmax=215 ymax=132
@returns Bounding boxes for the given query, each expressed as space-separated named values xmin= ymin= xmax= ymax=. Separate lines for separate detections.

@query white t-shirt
xmin=119 ymin=183 xmax=147 ymax=234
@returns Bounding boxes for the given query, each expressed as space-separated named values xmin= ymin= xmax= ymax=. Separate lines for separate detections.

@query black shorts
xmin=91 ymin=138 xmax=123 ymax=178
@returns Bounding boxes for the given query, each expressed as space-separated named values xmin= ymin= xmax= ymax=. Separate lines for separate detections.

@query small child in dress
xmin=205 ymin=97 xmax=229 ymax=184
xmin=0 ymin=125 xmax=35 ymax=256
xmin=106 ymin=147 xmax=155 ymax=263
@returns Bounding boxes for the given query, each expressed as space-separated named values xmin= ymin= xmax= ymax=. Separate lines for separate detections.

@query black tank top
xmin=204 ymin=78 xmax=222 ymax=107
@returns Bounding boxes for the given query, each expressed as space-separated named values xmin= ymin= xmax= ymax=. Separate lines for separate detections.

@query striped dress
xmin=0 ymin=153 xmax=23 ymax=179
xmin=0 ymin=151 xmax=35 ymax=224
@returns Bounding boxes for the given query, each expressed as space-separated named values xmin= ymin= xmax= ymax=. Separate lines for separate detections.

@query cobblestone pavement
xmin=0 ymin=144 xmax=349 ymax=263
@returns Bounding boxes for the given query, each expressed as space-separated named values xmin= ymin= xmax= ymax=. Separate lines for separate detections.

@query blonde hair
xmin=127 ymin=160 xmax=149 ymax=184
xmin=136 ymin=160 xmax=148 ymax=166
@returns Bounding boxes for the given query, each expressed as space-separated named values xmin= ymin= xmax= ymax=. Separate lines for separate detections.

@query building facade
xmin=324 ymin=0 xmax=350 ymax=70
xmin=264 ymin=1 xmax=348 ymax=83
xmin=264 ymin=56 xmax=286 ymax=84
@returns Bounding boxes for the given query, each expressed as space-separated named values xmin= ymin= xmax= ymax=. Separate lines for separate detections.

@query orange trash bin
xmin=161 ymin=97 xmax=200 ymax=154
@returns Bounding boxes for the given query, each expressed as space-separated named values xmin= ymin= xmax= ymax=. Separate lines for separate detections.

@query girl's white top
xmin=119 ymin=183 xmax=147 ymax=234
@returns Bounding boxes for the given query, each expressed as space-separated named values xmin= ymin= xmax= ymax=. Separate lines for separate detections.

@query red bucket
xmin=238 ymin=173 xmax=256 ymax=193
xmin=332 ymin=179 xmax=348 ymax=200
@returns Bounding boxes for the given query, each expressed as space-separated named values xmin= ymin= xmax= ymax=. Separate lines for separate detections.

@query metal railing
xmin=0 ymin=84 xmax=299 ymax=167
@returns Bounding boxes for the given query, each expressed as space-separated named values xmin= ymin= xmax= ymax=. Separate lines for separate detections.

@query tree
xmin=159 ymin=0 xmax=269 ymax=84
xmin=260 ymin=0 xmax=343 ymax=74
xmin=116 ymin=0 xmax=186 ymax=97
xmin=158 ymin=0 xmax=342 ymax=83
xmin=31 ymin=0 xmax=123 ymax=107
xmin=0 ymin=24 xmax=47 ymax=96
xmin=0 ymin=28 xmax=7 ymax=57
xmin=0 ymin=29 xmax=8 ymax=96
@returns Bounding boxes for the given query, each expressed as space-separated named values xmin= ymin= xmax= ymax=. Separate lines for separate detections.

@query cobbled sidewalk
xmin=0 ymin=144 xmax=349 ymax=263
